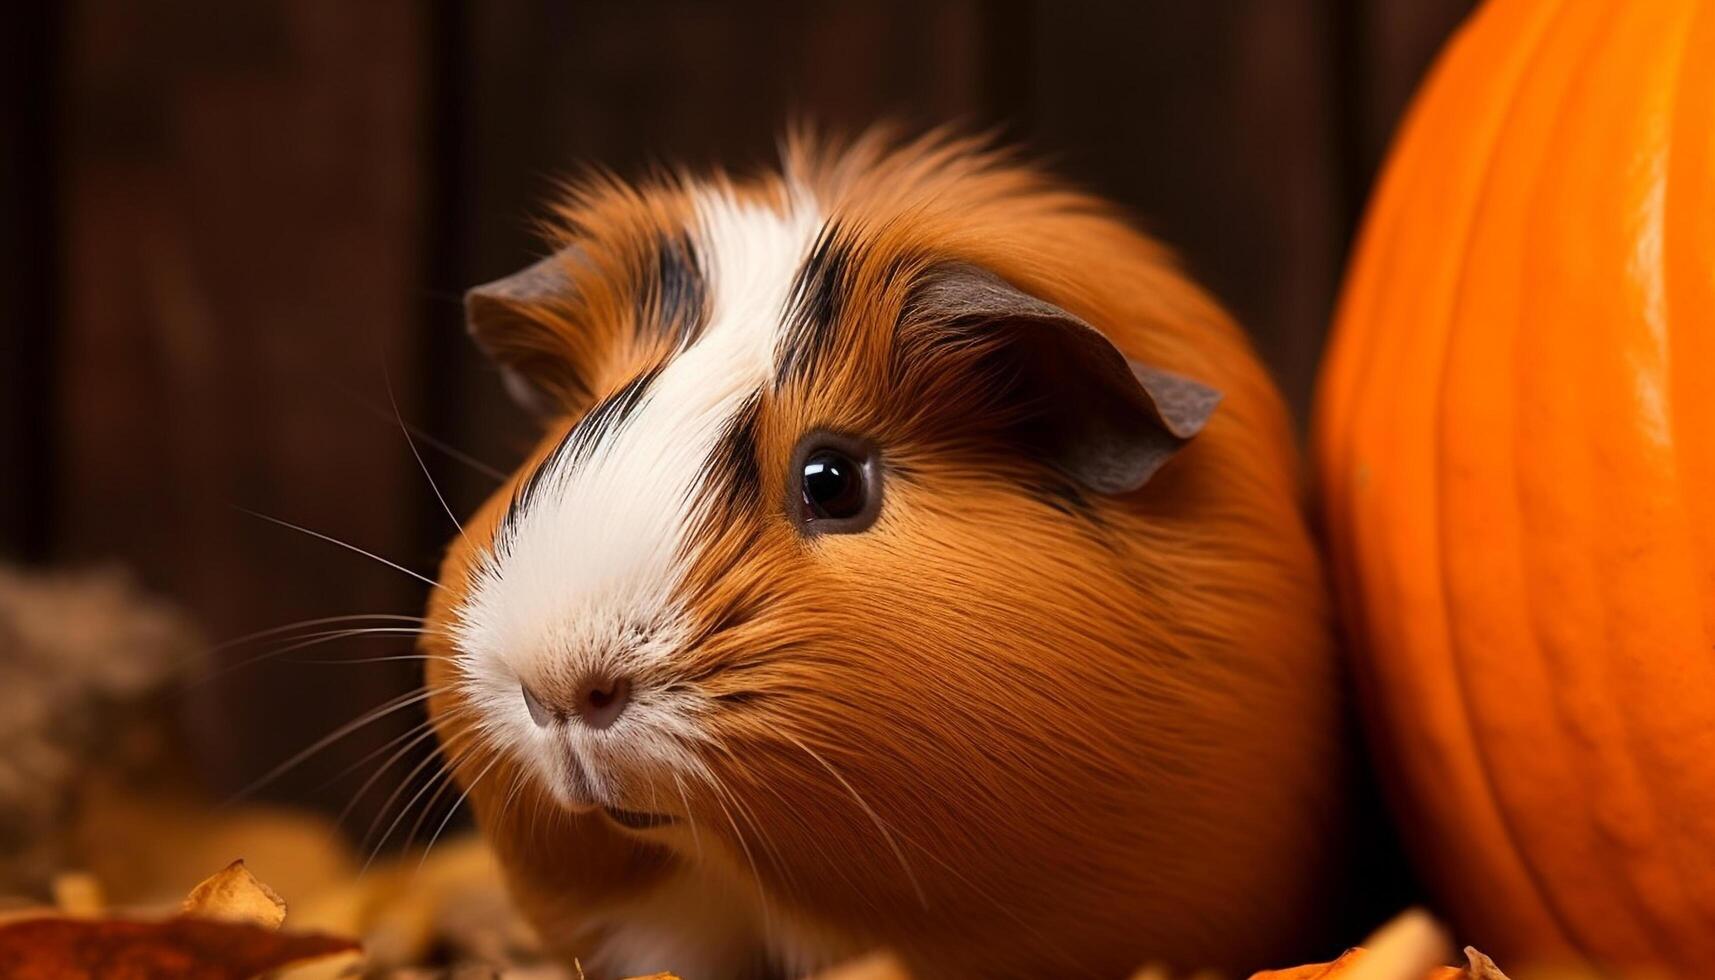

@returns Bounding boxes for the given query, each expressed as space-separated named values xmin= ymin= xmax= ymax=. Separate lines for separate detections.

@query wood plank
xmin=1020 ymin=3 xmax=1344 ymax=421
xmin=0 ymin=5 xmax=61 ymax=563
xmin=440 ymin=0 xmax=996 ymax=514
xmin=58 ymin=0 xmax=432 ymax=817
xmin=1345 ymin=0 xmax=1475 ymax=192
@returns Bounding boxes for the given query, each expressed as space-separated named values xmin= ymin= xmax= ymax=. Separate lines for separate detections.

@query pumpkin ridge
xmin=1500 ymin=1 xmax=1693 ymax=963
xmin=1424 ymin=0 xmax=1620 ymax=960
xmin=1323 ymin=0 xmax=1577 ymax=954
xmin=1534 ymin=2 xmax=1715 ymax=965
xmin=1572 ymin=1 xmax=1715 ymax=959
xmin=1662 ymin=3 xmax=1715 ymax=706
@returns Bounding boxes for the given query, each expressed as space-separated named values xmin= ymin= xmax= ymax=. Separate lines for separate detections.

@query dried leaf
xmin=1248 ymin=948 xmax=1363 ymax=980
xmin=1349 ymin=910 xmax=1455 ymax=980
xmin=1249 ymin=910 xmax=1476 ymax=980
xmin=0 ymin=915 xmax=357 ymax=979
xmin=1250 ymin=948 xmax=1468 ymax=980
xmin=1460 ymin=947 xmax=1510 ymax=980
xmin=182 ymin=860 xmax=286 ymax=930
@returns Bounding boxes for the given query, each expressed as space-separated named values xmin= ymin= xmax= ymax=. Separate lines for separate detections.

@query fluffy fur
xmin=423 ymin=131 xmax=1344 ymax=979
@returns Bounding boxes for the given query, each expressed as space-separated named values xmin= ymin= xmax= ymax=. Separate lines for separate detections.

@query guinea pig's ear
xmin=464 ymin=248 xmax=587 ymax=418
xmin=912 ymin=263 xmax=1222 ymax=494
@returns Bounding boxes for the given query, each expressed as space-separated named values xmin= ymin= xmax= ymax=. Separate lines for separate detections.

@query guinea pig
xmin=422 ymin=130 xmax=1344 ymax=979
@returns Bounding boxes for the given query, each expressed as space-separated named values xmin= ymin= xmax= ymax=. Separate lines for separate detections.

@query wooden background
xmin=1 ymin=1 xmax=1470 ymax=830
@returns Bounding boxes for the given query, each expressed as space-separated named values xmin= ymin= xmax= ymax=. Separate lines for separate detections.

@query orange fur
xmin=424 ymin=131 xmax=1344 ymax=978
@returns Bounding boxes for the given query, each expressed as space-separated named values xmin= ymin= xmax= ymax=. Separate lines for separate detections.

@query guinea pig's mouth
xmin=601 ymin=805 xmax=675 ymax=830
xmin=555 ymin=755 xmax=676 ymax=829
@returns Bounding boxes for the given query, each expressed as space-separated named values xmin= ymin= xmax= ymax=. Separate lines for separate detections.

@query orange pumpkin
xmin=1313 ymin=0 xmax=1715 ymax=974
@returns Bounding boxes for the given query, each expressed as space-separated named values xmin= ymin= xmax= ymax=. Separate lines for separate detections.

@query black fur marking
xmin=777 ymin=222 xmax=854 ymax=383
xmin=635 ymin=231 xmax=708 ymax=348
xmin=568 ymin=365 xmax=661 ymax=466
xmin=711 ymin=690 xmax=765 ymax=707
xmin=1021 ymin=475 xmax=1099 ymax=521
xmin=500 ymin=364 xmax=664 ymax=538
xmin=708 ymin=392 xmax=763 ymax=515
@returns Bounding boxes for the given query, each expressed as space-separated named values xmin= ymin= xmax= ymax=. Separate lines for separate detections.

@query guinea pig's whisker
xmin=895 ymin=828 xmax=1075 ymax=965
xmin=392 ymin=423 xmax=505 ymax=483
xmin=720 ymin=775 xmax=787 ymax=874
xmin=527 ymin=770 xmax=550 ymax=843
xmin=465 ymin=767 xmax=528 ymax=875
xmin=687 ymin=751 xmax=807 ymax=918
xmin=377 ymin=726 xmax=505 ymax=868
xmin=415 ymin=748 xmax=504 ymax=874
xmin=670 ymin=770 xmax=704 ymax=862
xmin=323 ymin=375 xmax=506 ymax=483
xmin=332 ymin=713 xmax=460 ymax=830
xmin=700 ymin=774 xmax=777 ymax=945
xmin=725 ymin=777 xmax=808 ymax=915
xmin=323 ymin=714 xmax=440 ymax=795
xmin=382 ymin=357 xmax=470 ymax=543
xmin=210 ymin=613 xmax=430 ymax=654
xmin=143 ymin=613 xmax=428 ymax=689
xmin=491 ymin=763 xmax=532 ymax=843
xmin=363 ymin=727 xmax=482 ymax=865
xmin=236 ymin=506 xmax=442 ymax=590
xmin=779 ymin=730 xmax=926 ymax=909
xmin=735 ymin=753 xmax=885 ymax=919
xmin=733 ymin=761 xmax=860 ymax=905
xmin=288 ymin=653 xmax=449 ymax=667
xmin=226 ymin=684 xmax=451 ymax=806
xmin=364 ymin=754 xmax=456 ymax=861
xmin=401 ymin=738 xmax=489 ymax=854
xmin=199 ymin=626 xmax=443 ymax=685
xmin=542 ymin=762 xmax=567 ymax=838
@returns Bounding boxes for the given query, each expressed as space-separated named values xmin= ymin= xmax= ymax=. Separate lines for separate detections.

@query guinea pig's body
xmin=423 ymin=132 xmax=1343 ymax=979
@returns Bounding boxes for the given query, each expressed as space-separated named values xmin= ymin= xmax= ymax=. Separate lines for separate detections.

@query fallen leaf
xmin=1459 ymin=947 xmax=1509 ymax=980
xmin=182 ymin=860 xmax=286 ymax=930
xmin=1248 ymin=910 xmax=1502 ymax=980
xmin=0 ymin=915 xmax=357 ymax=980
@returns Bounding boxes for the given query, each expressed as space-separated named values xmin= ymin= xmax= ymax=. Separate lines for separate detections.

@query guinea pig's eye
xmin=803 ymin=451 xmax=864 ymax=518
xmin=789 ymin=432 xmax=882 ymax=535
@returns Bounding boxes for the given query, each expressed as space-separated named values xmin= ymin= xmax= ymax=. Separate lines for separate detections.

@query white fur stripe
xmin=451 ymin=185 xmax=822 ymax=800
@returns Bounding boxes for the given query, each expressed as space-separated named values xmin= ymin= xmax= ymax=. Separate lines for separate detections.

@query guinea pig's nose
xmin=573 ymin=674 xmax=631 ymax=730
xmin=520 ymin=674 xmax=632 ymax=729
xmin=521 ymin=682 xmax=558 ymax=727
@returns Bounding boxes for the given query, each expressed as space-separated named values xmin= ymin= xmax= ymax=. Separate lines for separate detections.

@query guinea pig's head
xmin=424 ymin=133 xmax=1339 ymax=974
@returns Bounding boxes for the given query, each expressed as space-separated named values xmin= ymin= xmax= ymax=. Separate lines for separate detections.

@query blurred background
xmin=1 ymin=1 xmax=1469 ymax=832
